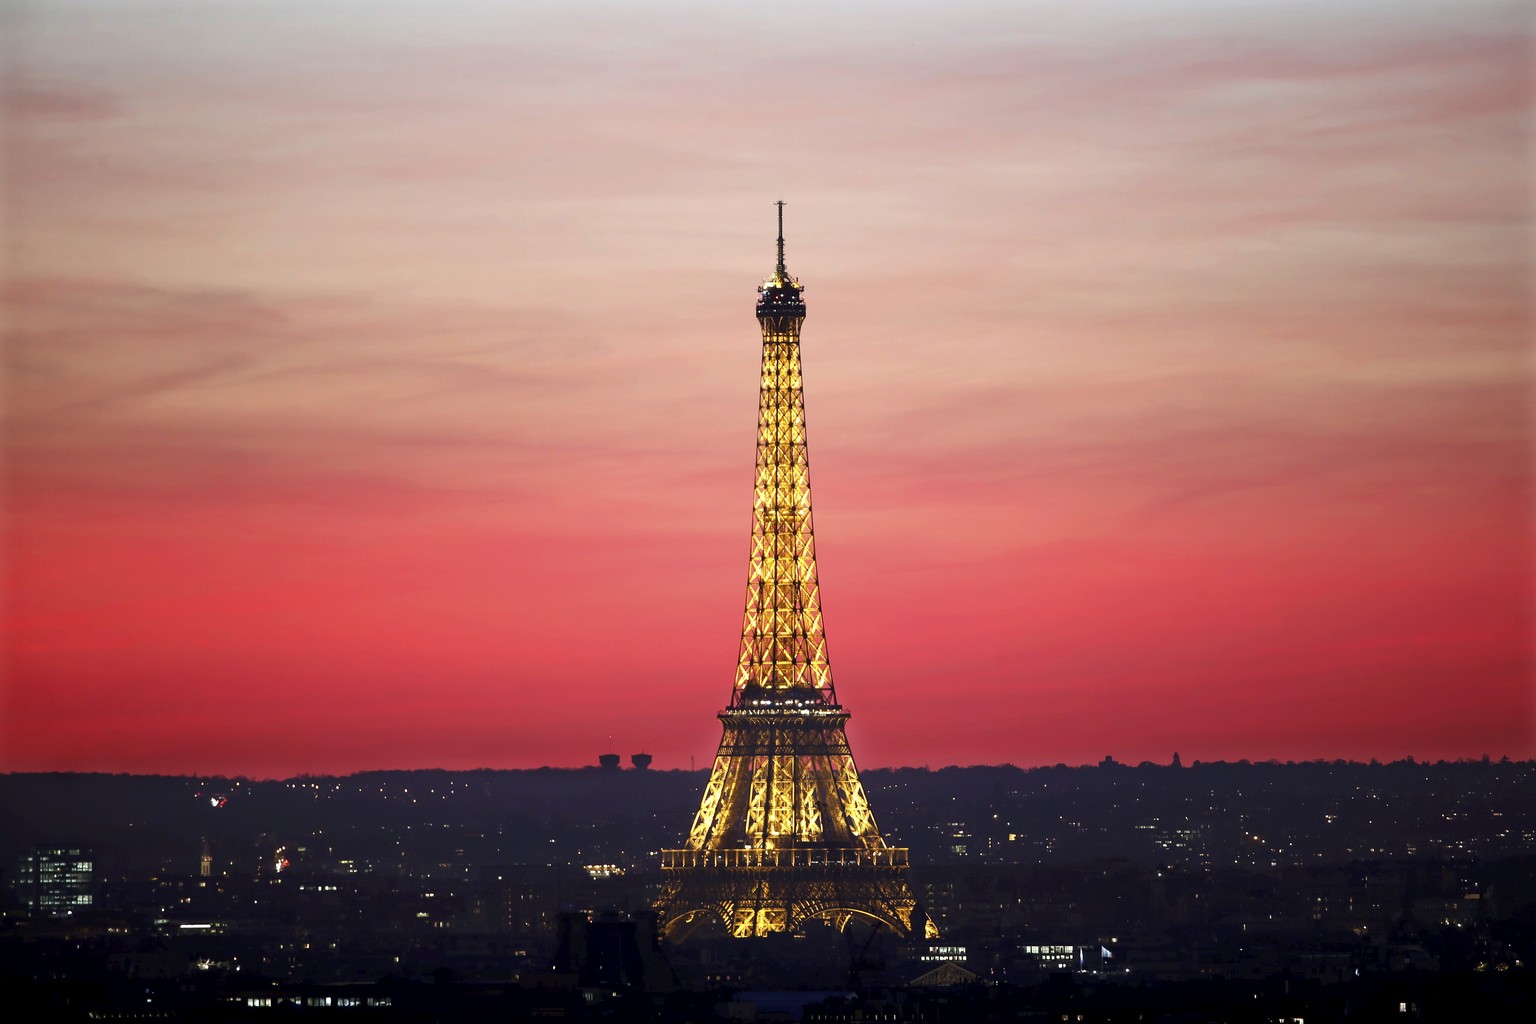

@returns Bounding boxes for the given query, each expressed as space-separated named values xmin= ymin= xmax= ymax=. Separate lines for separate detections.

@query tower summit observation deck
xmin=656 ymin=205 xmax=934 ymax=940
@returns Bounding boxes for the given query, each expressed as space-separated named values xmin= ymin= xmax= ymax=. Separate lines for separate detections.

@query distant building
xmin=553 ymin=911 xmax=676 ymax=991
xmin=909 ymin=961 xmax=978 ymax=987
xmin=919 ymin=943 xmax=968 ymax=963
xmin=20 ymin=846 xmax=94 ymax=917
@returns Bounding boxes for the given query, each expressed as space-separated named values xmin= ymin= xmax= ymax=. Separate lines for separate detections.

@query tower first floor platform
xmin=656 ymin=848 xmax=933 ymax=939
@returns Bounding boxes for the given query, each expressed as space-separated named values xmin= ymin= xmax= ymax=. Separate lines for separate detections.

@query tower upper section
xmin=735 ymin=203 xmax=833 ymax=706
xmin=756 ymin=201 xmax=805 ymax=328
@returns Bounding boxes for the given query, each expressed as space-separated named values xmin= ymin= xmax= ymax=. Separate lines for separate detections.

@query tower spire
xmin=775 ymin=200 xmax=786 ymax=278
xmin=757 ymin=201 xmax=804 ymax=322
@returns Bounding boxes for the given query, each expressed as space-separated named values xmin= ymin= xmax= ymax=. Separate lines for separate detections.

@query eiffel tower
xmin=657 ymin=205 xmax=934 ymax=940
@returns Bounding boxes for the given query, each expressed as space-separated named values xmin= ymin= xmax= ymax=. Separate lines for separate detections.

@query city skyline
xmin=4 ymin=1 xmax=1532 ymax=777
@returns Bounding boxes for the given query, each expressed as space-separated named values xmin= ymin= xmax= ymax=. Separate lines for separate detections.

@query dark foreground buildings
xmin=2 ymin=759 xmax=1534 ymax=1020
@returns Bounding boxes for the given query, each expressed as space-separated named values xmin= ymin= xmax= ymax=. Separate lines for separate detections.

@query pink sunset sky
xmin=2 ymin=0 xmax=1531 ymax=777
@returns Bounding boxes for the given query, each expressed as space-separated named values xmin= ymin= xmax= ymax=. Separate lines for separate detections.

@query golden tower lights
xmin=657 ymin=205 xmax=934 ymax=940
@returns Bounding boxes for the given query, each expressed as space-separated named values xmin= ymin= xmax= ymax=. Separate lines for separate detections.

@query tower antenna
xmin=775 ymin=200 xmax=786 ymax=276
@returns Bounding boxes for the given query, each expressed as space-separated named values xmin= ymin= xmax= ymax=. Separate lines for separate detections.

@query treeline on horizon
xmin=3 ymin=754 xmax=1527 ymax=784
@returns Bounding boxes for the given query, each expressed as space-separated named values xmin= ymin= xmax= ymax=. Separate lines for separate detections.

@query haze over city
xmin=3 ymin=0 xmax=1531 ymax=778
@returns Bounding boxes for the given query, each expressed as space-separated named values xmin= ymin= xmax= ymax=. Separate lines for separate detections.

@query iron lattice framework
xmin=657 ymin=205 xmax=935 ymax=940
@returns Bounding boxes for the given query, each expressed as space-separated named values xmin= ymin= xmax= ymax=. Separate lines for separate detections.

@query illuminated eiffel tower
xmin=657 ymin=205 xmax=934 ymax=940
